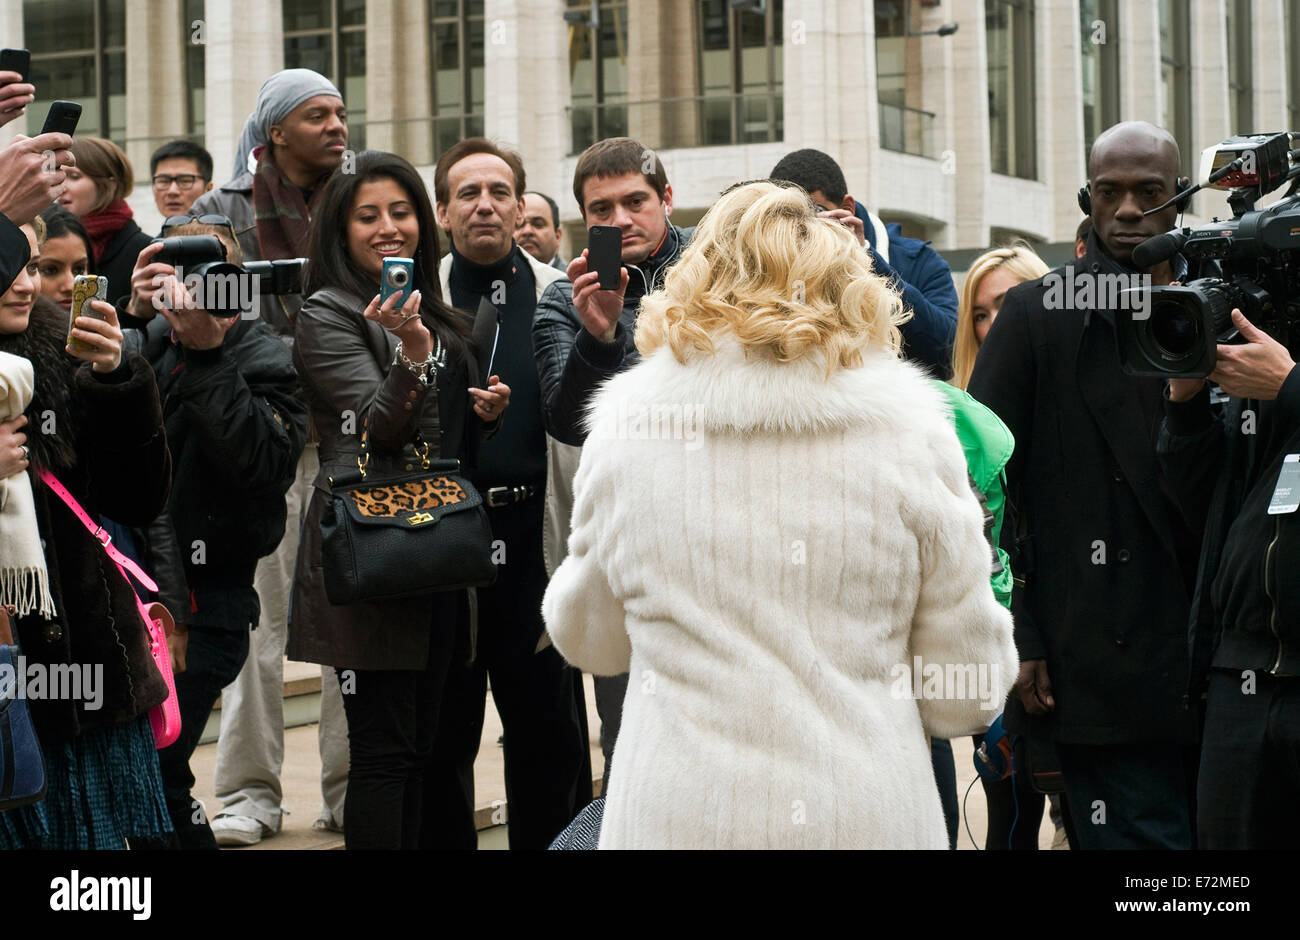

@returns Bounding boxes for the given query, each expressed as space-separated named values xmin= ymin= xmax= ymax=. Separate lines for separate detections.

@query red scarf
xmin=82 ymin=199 xmax=135 ymax=264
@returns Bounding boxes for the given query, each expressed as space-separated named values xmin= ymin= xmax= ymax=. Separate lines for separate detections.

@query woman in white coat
xmin=543 ymin=181 xmax=1017 ymax=849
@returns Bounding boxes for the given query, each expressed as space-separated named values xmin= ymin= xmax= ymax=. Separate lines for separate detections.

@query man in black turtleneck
xmin=428 ymin=138 xmax=591 ymax=850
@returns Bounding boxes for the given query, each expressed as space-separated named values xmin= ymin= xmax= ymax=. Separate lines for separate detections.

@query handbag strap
xmin=35 ymin=467 xmax=160 ymax=594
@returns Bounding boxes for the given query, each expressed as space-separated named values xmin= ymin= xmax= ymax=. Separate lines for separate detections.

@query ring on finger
xmin=20 ymin=445 xmax=29 ymax=461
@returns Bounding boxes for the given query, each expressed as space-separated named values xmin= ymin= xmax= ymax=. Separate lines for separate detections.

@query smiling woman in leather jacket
xmin=287 ymin=151 xmax=509 ymax=850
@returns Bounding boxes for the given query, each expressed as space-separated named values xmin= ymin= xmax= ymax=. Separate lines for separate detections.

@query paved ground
xmin=190 ymin=672 xmax=1059 ymax=850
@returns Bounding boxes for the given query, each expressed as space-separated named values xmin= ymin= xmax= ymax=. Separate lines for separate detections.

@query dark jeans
xmin=155 ymin=624 xmax=251 ymax=850
xmin=425 ymin=497 xmax=592 ymax=849
xmin=930 ymin=738 xmax=958 ymax=849
xmin=1198 ymin=668 xmax=1300 ymax=849
xmin=1055 ymin=740 xmax=1197 ymax=849
xmin=337 ymin=591 xmax=463 ymax=850
xmin=594 ymin=673 xmax=629 ymax=792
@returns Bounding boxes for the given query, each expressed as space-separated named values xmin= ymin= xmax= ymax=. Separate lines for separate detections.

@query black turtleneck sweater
xmin=448 ymin=242 xmax=544 ymax=488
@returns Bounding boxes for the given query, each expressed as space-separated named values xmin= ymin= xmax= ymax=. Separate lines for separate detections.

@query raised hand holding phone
xmin=0 ymin=49 xmax=34 ymax=129
xmin=566 ymin=229 xmax=629 ymax=344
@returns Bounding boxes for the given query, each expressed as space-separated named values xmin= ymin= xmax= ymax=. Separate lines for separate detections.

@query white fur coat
xmin=542 ymin=337 xmax=1017 ymax=849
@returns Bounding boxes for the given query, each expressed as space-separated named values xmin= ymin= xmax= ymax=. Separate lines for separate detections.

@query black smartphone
xmin=587 ymin=225 xmax=623 ymax=290
xmin=0 ymin=49 xmax=30 ymax=84
xmin=41 ymin=100 xmax=81 ymax=136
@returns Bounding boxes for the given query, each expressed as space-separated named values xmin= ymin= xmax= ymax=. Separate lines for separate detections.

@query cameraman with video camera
xmin=1156 ymin=138 xmax=1300 ymax=849
xmin=120 ymin=218 xmax=306 ymax=848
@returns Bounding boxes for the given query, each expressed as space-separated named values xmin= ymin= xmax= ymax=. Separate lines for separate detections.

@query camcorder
xmin=152 ymin=235 xmax=307 ymax=318
xmin=1116 ymin=132 xmax=1300 ymax=377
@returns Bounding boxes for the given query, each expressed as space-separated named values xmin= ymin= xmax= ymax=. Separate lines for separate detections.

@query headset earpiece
xmin=1174 ymin=176 xmax=1192 ymax=213
xmin=1077 ymin=183 xmax=1091 ymax=216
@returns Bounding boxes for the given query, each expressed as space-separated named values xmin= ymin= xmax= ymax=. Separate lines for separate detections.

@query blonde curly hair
xmin=635 ymin=180 xmax=910 ymax=372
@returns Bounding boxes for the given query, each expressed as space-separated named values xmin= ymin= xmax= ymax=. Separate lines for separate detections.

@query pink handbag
xmin=36 ymin=468 xmax=182 ymax=749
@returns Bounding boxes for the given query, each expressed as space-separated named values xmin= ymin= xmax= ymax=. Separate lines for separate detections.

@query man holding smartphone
xmin=532 ymin=137 xmax=694 ymax=793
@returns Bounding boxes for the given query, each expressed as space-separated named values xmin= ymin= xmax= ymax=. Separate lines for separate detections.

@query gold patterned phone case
xmin=68 ymin=275 xmax=108 ymax=354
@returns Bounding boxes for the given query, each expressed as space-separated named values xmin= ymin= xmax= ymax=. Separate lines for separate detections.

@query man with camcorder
xmin=1153 ymin=131 xmax=1300 ymax=849
xmin=969 ymin=122 xmax=1202 ymax=849
xmin=120 ymin=219 xmax=307 ymax=848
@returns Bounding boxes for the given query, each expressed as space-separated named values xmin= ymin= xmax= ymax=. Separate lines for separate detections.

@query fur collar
xmin=0 ymin=296 xmax=79 ymax=469
xmin=585 ymin=334 xmax=950 ymax=436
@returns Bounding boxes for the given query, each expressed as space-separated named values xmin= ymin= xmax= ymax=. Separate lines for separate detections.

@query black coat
xmin=121 ymin=310 xmax=308 ymax=593
xmin=0 ymin=298 xmax=171 ymax=744
xmin=286 ymin=287 xmax=484 ymax=670
xmin=533 ymin=223 xmax=693 ymax=446
xmin=96 ymin=218 xmax=152 ymax=307
xmin=0 ymin=212 xmax=30 ymax=296
xmin=968 ymin=234 xmax=1201 ymax=746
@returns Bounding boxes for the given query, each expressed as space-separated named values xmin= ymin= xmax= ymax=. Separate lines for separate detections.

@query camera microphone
xmin=1131 ymin=229 xmax=1189 ymax=270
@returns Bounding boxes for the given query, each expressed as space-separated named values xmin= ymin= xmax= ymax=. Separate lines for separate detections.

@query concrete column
xmin=627 ymin=0 xmax=699 ymax=150
xmin=482 ymin=0 xmax=569 ymax=202
xmin=947 ymin=0 xmax=990 ymax=249
xmin=365 ymin=0 xmax=433 ymax=166
xmin=0 ymin=0 xmax=25 ymax=141
xmin=1251 ymin=0 xmax=1288 ymax=135
xmin=124 ymin=0 xmax=186 ymax=173
xmin=1116 ymin=0 xmax=1161 ymax=125
xmin=204 ymin=0 xmax=285 ymax=182
xmin=1037 ymin=0 xmax=1087 ymax=242
xmin=1188 ymin=0 xmax=1231 ymax=219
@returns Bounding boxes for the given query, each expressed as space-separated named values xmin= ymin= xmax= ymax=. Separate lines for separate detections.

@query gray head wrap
xmin=229 ymin=68 xmax=342 ymax=182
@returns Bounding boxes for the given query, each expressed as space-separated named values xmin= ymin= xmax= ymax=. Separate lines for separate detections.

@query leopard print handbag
xmin=320 ymin=424 xmax=498 ymax=605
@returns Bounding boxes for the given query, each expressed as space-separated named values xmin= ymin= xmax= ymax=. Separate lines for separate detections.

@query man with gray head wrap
xmin=188 ymin=67 xmax=351 ymax=848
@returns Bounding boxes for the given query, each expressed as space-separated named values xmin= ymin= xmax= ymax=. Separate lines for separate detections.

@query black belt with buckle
xmin=485 ymin=484 xmax=538 ymax=508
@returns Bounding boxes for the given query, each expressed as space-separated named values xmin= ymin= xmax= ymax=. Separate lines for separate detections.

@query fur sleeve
xmin=907 ymin=420 xmax=1017 ymax=738
xmin=541 ymin=438 xmax=630 ymax=675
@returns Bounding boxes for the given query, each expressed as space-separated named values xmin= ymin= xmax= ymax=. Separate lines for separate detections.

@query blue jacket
xmin=854 ymin=201 xmax=958 ymax=380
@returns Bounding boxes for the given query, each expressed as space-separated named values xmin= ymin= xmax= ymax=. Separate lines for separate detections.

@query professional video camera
xmin=152 ymin=234 xmax=308 ymax=318
xmin=1116 ymin=132 xmax=1300 ymax=377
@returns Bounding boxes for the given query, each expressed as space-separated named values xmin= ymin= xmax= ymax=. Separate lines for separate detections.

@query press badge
xmin=1267 ymin=454 xmax=1300 ymax=514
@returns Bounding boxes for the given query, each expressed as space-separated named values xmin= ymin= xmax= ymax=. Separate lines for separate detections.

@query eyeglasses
xmin=161 ymin=214 xmax=238 ymax=240
xmin=152 ymin=174 xmax=207 ymax=191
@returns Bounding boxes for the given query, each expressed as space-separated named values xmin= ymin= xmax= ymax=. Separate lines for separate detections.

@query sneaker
xmin=312 ymin=816 xmax=343 ymax=834
xmin=212 ymin=814 xmax=273 ymax=847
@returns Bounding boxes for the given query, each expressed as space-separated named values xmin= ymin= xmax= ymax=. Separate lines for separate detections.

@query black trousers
xmin=1055 ymin=740 xmax=1197 ymax=849
xmin=1198 ymin=668 xmax=1300 ymax=849
xmin=425 ymin=496 xmax=592 ymax=849
xmin=155 ymin=625 xmax=250 ymax=850
xmin=337 ymin=591 xmax=463 ymax=850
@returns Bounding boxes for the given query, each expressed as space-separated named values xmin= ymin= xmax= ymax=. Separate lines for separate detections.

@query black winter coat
xmin=121 ymin=310 xmax=307 ymax=592
xmin=287 ymin=287 xmax=485 ymax=670
xmin=0 ymin=298 xmax=171 ymax=744
xmin=968 ymin=234 xmax=1201 ymax=746
xmin=533 ymin=223 xmax=692 ymax=446
xmin=1158 ymin=369 xmax=1300 ymax=688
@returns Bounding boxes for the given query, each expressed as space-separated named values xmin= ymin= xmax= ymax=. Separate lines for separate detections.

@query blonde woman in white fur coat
xmin=543 ymin=181 xmax=1017 ymax=849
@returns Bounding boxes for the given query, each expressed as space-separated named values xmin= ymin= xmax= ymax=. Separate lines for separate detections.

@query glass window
xmin=1225 ymin=0 xmax=1252 ymax=132
xmin=874 ymin=0 xmax=937 ymax=158
xmin=430 ymin=0 xmax=485 ymax=160
xmin=1159 ymin=0 xmax=1192 ymax=176
xmin=567 ymin=0 xmax=629 ymax=153
xmin=1079 ymin=0 xmax=1119 ymax=160
xmin=986 ymin=0 xmax=1036 ymax=179
xmin=691 ymin=0 xmax=782 ymax=149
xmin=284 ymin=0 xmax=366 ymax=149
xmin=185 ymin=0 xmax=206 ymax=144
xmin=24 ymin=0 xmax=126 ymax=146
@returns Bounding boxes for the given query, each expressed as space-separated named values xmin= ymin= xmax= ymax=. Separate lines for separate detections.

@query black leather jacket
xmin=533 ymin=223 xmax=693 ymax=446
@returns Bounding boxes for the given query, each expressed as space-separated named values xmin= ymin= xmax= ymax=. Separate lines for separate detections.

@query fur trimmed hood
xmin=584 ymin=334 xmax=951 ymax=438
xmin=0 ymin=296 xmax=79 ymax=469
